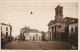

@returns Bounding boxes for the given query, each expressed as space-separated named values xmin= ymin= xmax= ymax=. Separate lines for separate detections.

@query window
xmin=1 ymin=27 xmax=2 ymax=30
xmin=6 ymin=27 xmax=8 ymax=31
xmin=71 ymin=28 xmax=73 ymax=32
xmin=60 ymin=10 xmax=62 ymax=14
xmin=6 ymin=32 xmax=8 ymax=36
xmin=75 ymin=27 xmax=78 ymax=32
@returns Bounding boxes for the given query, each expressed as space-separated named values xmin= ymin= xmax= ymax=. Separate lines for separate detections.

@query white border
xmin=0 ymin=0 xmax=80 ymax=52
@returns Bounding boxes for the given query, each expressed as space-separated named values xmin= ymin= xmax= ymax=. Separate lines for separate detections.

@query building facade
xmin=69 ymin=23 xmax=78 ymax=37
xmin=1 ymin=23 xmax=12 ymax=41
xmin=69 ymin=23 xmax=78 ymax=34
xmin=20 ymin=26 xmax=42 ymax=41
xmin=48 ymin=5 xmax=78 ymax=42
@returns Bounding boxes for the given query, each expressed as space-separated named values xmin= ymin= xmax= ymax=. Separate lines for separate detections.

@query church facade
xmin=48 ymin=5 xmax=78 ymax=42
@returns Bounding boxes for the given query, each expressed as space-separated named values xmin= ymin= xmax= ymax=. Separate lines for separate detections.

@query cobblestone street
xmin=4 ymin=41 xmax=71 ymax=50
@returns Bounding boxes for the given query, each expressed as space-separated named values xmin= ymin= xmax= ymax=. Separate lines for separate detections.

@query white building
xmin=1 ymin=23 xmax=12 ymax=38
xmin=24 ymin=32 xmax=42 ymax=41
xmin=20 ymin=26 xmax=42 ymax=41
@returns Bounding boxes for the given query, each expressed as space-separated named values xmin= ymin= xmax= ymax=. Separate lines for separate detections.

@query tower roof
xmin=55 ymin=5 xmax=63 ymax=9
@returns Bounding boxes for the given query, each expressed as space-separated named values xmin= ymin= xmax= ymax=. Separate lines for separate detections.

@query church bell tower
xmin=55 ymin=5 xmax=63 ymax=21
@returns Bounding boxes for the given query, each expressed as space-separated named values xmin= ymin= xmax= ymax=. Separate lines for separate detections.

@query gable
xmin=48 ymin=20 xmax=55 ymax=26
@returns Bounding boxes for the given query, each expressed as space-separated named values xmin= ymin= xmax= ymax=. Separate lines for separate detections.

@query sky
xmin=0 ymin=2 xmax=78 ymax=37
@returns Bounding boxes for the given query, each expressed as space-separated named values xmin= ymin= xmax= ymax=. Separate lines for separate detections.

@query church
xmin=48 ymin=5 xmax=78 ymax=42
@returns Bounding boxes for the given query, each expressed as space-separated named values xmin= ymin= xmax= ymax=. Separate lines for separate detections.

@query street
xmin=4 ymin=41 xmax=71 ymax=50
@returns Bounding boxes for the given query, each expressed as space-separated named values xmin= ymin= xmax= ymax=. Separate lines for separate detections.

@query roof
xmin=30 ymin=29 xmax=39 ymax=33
xmin=48 ymin=20 xmax=55 ymax=26
xmin=65 ymin=17 xmax=78 ymax=20
xmin=55 ymin=5 xmax=63 ymax=9
xmin=64 ymin=17 xmax=78 ymax=24
xmin=48 ymin=17 xmax=78 ymax=26
xmin=48 ymin=19 xmax=66 ymax=26
xmin=1 ymin=23 xmax=10 ymax=26
xmin=1 ymin=23 xmax=12 ymax=30
xmin=20 ymin=26 xmax=40 ymax=33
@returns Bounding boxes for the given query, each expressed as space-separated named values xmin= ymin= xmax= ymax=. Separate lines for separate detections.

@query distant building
xmin=1 ymin=23 xmax=12 ymax=41
xmin=45 ymin=32 xmax=49 ymax=41
xmin=48 ymin=5 xmax=78 ymax=42
xmin=20 ymin=26 xmax=42 ymax=41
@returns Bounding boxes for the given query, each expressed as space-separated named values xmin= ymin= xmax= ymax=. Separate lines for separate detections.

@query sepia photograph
xmin=0 ymin=0 xmax=78 ymax=51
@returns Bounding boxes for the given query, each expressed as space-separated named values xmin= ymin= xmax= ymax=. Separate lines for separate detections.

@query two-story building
xmin=20 ymin=26 xmax=42 ymax=41
xmin=1 ymin=23 xmax=12 ymax=42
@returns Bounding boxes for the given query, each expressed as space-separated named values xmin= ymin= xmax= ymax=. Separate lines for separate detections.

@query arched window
xmin=75 ymin=27 xmax=78 ymax=32
xmin=71 ymin=27 xmax=73 ymax=32
xmin=60 ymin=10 xmax=62 ymax=14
